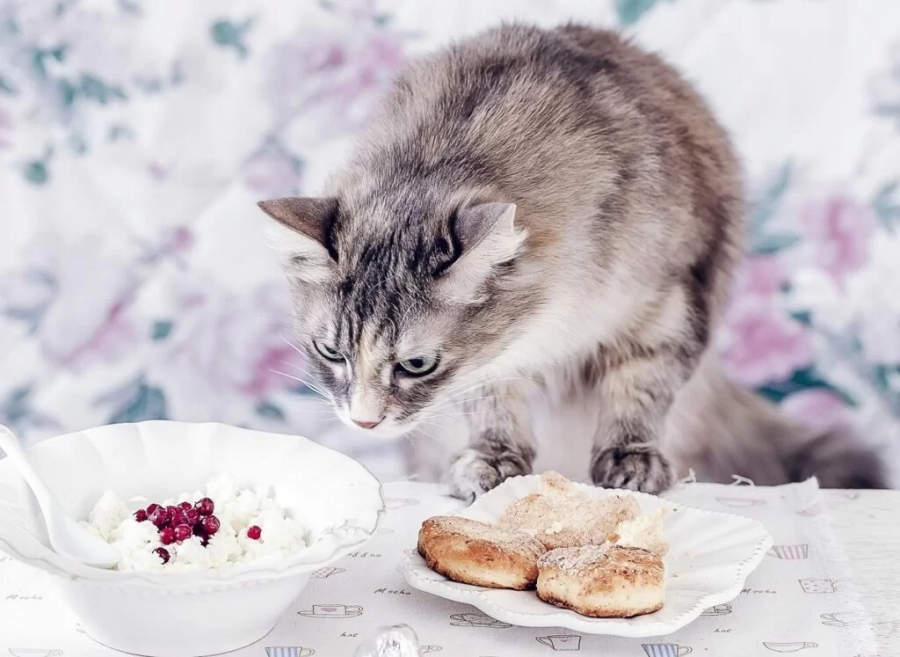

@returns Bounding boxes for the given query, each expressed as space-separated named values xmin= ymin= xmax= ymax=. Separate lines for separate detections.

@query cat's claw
xmin=590 ymin=444 xmax=674 ymax=494
xmin=447 ymin=448 xmax=531 ymax=501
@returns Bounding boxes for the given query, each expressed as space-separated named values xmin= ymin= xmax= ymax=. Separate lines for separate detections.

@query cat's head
xmin=259 ymin=188 xmax=531 ymax=439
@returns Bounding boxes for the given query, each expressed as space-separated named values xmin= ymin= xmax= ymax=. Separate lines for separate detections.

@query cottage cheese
xmin=83 ymin=474 xmax=308 ymax=572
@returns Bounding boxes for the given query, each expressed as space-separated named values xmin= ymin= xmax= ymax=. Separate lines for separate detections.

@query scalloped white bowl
xmin=0 ymin=421 xmax=384 ymax=656
xmin=403 ymin=474 xmax=772 ymax=637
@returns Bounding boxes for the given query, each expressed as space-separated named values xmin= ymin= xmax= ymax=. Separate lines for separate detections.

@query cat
xmin=259 ymin=24 xmax=888 ymax=497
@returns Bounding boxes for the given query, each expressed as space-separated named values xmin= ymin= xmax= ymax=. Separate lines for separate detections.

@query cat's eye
xmin=313 ymin=339 xmax=344 ymax=362
xmin=397 ymin=354 xmax=439 ymax=377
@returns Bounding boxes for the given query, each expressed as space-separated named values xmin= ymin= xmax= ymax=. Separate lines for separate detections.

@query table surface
xmin=0 ymin=485 xmax=897 ymax=656
xmin=821 ymin=489 xmax=900 ymax=655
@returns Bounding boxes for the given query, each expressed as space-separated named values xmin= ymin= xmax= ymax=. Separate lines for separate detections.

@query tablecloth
xmin=0 ymin=479 xmax=880 ymax=657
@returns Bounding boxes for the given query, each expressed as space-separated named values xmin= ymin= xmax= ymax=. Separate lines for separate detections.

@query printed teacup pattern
xmin=763 ymin=642 xmax=818 ymax=652
xmin=769 ymin=545 xmax=810 ymax=560
xmin=265 ymin=648 xmax=315 ymax=657
xmin=449 ymin=613 xmax=512 ymax=629
xmin=298 ymin=604 xmax=363 ymax=619
xmin=642 ymin=645 xmax=692 ymax=657
xmin=536 ymin=634 xmax=582 ymax=651
xmin=799 ymin=578 xmax=838 ymax=594
xmin=701 ymin=604 xmax=732 ymax=617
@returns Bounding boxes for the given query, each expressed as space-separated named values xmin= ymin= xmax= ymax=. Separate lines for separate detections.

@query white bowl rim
xmin=0 ymin=421 xmax=385 ymax=588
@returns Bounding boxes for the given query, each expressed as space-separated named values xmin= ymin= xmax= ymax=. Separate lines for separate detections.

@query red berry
xmin=149 ymin=507 xmax=168 ymax=528
xmin=153 ymin=547 xmax=170 ymax=564
xmin=159 ymin=527 xmax=176 ymax=545
xmin=185 ymin=509 xmax=200 ymax=526
xmin=195 ymin=498 xmax=215 ymax=516
xmin=201 ymin=515 xmax=220 ymax=536
xmin=146 ymin=503 xmax=161 ymax=516
xmin=179 ymin=501 xmax=193 ymax=511
xmin=134 ymin=509 xmax=148 ymax=523
xmin=165 ymin=506 xmax=178 ymax=523
xmin=247 ymin=526 xmax=262 ymax=540
xmin=169 ymin=511 xmax=187 ymax=528
xmin=173 ymin=524 xmax=192 ymax=542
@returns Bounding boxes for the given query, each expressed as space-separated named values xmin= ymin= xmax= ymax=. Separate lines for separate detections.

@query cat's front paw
xmin=590 ymin=444 xmax=674 ymax=494
xmin=447 ymin=448 xmax=531 ymax=502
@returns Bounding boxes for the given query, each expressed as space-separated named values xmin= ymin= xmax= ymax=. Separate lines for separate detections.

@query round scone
xmin=537 ymin=544 xmax=665 ymax=617
xmin=418 ymin=516 xmax=546 ymax=589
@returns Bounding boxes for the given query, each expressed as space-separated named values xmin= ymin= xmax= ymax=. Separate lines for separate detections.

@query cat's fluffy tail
xmin=667 ymin=353 xmax=891 ymax=489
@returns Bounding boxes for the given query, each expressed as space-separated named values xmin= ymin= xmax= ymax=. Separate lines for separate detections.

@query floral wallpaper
xmin=1 ymin=0 xmax=898 ymax=482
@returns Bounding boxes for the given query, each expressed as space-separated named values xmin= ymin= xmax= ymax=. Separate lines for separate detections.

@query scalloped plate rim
xmin=403 ymin=473 xmax=773 ymax=637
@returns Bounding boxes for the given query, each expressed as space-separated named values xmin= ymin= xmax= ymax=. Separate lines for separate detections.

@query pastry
xmin=417 ymin=516 xmax=546 ymax=589
xmin=498 ymin=471 xmax=641 ymax=549
xmin=536 ymin=544 xmax=665 ymax=617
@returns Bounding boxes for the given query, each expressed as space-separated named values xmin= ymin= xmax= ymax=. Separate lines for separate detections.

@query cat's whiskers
xmin=269 ymin=368 xmax=334 ymax=402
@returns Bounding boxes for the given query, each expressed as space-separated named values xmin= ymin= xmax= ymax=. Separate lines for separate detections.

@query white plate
xmin=402 ymin=474 xmax=772 ymax=638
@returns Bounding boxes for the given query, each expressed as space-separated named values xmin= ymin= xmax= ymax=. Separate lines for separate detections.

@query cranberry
xmin=192 ymin=523 xmax=209 ymax=545
xmin=179 ymin=501 xmax=193 ymax=511
xmin=149 ymin=507 xmax=169 ymax=528
xmin=133 ymin=509 xmax=148 ymax=523
xmin=173 ymin=524 xmax=192 ymax=542
xmin=201 ymin=515 xmax=220 ymax=536
xmin=246 ymin=526 xmax=262 ymax=540
xmin=153 ymin=547 xmax=170 ymax=564
xmin=159 ymin=527 xmax=176 ymax=545
xmin=165 ymin=506 xmax=178 ymax=522
xmin=185 ymin=509 xmax=200 ymax=526
xmin=169 ymin=511 xmax=188 ymax=528
xmin=195 ymin=498 xmax=215 ymax=516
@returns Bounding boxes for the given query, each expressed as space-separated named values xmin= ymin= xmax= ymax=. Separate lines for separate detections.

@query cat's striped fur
xmin=260 ymin=24 xmax=888 ymax=496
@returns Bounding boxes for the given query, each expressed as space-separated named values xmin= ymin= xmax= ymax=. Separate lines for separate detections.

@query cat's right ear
xmin=258 ymin=197 xmax=338 ymax=283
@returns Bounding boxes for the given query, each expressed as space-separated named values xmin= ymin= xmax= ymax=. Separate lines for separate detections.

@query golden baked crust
xmin=417 ymin=516 xmax=547 ymax=590
xmin=498 ymin=472 xmax=641 ymax=549
xmin=536 ymin=545 xmax=665 ymax=618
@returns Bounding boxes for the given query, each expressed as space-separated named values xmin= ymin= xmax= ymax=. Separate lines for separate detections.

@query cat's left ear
xmin=437 ymin=202 xmax=527 ymax=303
xmin=258 ymin=197 xmax=338 ymax=283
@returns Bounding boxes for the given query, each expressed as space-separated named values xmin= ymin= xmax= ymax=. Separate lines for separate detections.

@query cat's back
xmin=361 ymin=24 xmax=738 ymax=189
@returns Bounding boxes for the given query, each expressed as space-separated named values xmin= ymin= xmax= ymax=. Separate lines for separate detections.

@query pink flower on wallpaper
xmin=264 ymin=27 xmax=407 ymax=135
xmin=797 ymin=195 xmax=875 ymax=285
xmin=1 ymin=228 xmax=195 ymax=370
xmin=780 ymin=388 xmax=850 ymax=430
xmin=159 ymin=280 xmax=304 ymax=406
xmin=730 ymin=255 xmax=786 ymax=299
xmin=241 ymin=144 xmax=303 ymax=197
xmin=721 ymin=296 xmax=815 ymax=388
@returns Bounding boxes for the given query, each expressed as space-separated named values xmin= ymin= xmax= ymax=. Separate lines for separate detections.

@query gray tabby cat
xmin=259 ymin=24 xmax=888 ymax=497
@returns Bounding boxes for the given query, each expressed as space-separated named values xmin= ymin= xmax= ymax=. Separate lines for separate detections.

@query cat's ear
xmin=259 ymin=197 xmax=338 ymax=283
xmin=437 ymin=202 xmax=527 ymax=303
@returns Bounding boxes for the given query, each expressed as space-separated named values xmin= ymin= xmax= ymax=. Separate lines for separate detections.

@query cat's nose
xmin=352 ymin=418 xmax=382 ymax=430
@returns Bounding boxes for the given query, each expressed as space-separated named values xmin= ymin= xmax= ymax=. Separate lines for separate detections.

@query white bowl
xmin=403 ymin=474 xmax=772 ymax=637
xmin=0 ymin=421 xmax=384 ymax=656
